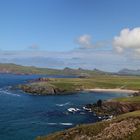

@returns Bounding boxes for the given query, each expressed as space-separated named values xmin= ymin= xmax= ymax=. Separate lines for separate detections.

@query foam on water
xmin=0 ymin=88 xmax=20 ymax=97
xmin=59 ymin=123 xmax=73 ymax=126
xmin=33 ymin=122 xmax=73 ymax=126
xmin=47 ymin=123 xmax=57 ymax=125
xmin=47 ymin=123 xmax=73 ymax=126
xmin=56 ymin=102 xmax=70 ymax=107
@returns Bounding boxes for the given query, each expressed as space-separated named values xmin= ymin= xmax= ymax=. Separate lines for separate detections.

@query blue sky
xmin=0 ymin=0 xmax=140 ymax=71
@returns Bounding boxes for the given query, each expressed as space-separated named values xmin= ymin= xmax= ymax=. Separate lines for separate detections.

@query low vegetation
xmin=113 ymin=96 xmax=140 ymax=103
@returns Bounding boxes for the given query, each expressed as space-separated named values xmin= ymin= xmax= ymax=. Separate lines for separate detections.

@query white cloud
xmin=76 ymin=34 xmax=109 ymax=49
xmin=76 ymin=34 xmax=92 ymax=48
xmin=113 ymin=27 xmax=140 ymax=53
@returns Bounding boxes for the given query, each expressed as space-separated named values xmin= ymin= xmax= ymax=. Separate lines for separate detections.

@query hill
xmin=118 ymin=68 xmax=140 ymax=76
xmin=0 ymin=63 xmax=109 ymax=76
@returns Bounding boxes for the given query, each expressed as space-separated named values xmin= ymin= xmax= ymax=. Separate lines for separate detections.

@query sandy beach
xmin=85 ymin=88 xmax=138 ymax=94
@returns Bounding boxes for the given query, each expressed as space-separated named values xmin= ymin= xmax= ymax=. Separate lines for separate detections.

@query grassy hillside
xmin=119 ymin=68 xmax=140 ymax=76
xmin=0 ymin=63 xmax=64 ymax=75
xmin=113 ymin=96 xmax=140 ymax=103
xmin=0 ymin=63 xmax=109 ymax=76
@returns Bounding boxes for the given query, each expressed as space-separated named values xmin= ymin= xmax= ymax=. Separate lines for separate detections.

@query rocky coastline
xmin=85 ymin=99 xmax=140 ymax=116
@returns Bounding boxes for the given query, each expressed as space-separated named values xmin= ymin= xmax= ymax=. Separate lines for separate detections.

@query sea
xmin=0 ymin=74 xmax=128 ymax=140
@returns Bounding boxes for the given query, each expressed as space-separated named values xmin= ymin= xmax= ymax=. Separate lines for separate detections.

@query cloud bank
xmin=113 ymin=27 xmax=140 ymax=54
xmin=0 ymin=49 xmax=137 ymax=72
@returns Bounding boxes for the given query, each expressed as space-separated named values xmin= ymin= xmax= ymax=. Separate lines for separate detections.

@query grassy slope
xmin=49 ymin=75 xmax=140 ymax=90
xmin=113 ymin=96 xmax=140 ymax=103
xmin=0 ymin=63 xmax=64 ymax=75
xmin=36 ymin=110 xmax=140 ymax=140
xmin=0 ymin=63 xmax=109 ymax=76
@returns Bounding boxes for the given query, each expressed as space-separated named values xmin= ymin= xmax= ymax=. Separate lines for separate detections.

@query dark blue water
xmin=0 ymin=74 xmax=128 ymax=140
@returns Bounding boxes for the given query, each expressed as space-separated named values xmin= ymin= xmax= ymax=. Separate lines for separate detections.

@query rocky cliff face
xmin=103 ymin=101 xmax=140 ymax=115
xmin=20 ymin=84 xmax=64 ymax=95
xmin=86 ymin=101 xmax=140 ymax=116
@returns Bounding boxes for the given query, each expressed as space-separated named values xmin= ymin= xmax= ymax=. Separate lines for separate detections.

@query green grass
xmin=52 ymin=76 xmax=140 ymax=90
xmin=116 ymin=110 xmax=140 ymax=119
xmin=113 ymin=96 xmax=140 ymax=103
xmin=127 ymin=127 xmax=140 ymax=140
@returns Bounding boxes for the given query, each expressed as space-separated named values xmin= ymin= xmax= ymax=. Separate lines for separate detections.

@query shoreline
xmin=84 ymin=88 xmax=138 ymax=94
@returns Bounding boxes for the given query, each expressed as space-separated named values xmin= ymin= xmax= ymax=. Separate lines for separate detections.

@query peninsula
xmin=19 ymin=75 xmax=140 ymax=95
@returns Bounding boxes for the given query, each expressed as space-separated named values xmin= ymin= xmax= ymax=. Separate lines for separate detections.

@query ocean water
xmin=0 ymin=74 xmax=128 ymax=140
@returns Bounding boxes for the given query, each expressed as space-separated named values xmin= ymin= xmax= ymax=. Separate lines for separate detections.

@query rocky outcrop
xmin=19 ymin=83 xmax=79 ymax=95
xmin=85 ymin=100 xmax=140 ymax=116
xmin=132 ymin=91 xmax=140 ymax=96
xmin=20 ymin=85 xmax=65 ymax=95
xmin=29 ymin=78 xmax=51 ymax=83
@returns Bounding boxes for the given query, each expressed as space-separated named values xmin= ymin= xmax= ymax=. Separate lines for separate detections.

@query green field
xmin=113 ymin=96 xmax=140 ymax=103
xmin=47 ymin=75 xmax=140 ymax=90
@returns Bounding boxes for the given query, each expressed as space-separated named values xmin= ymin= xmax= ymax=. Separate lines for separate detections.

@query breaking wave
xmin=0 ymin=88 xmax=20 ymax=97
xmin=56 ymin=102 xmax=70 ymax=107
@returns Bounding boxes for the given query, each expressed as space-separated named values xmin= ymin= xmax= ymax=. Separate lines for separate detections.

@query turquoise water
xmin=0 ymin=74 xmax=128 ymax=140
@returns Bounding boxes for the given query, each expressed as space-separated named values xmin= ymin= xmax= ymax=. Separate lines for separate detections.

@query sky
xmin=0 ymin=0 xmax=140 ymax=71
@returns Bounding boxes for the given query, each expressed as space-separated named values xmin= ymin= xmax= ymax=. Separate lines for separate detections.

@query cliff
xmin=86 ymin=100 xmax=140 ymax=116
